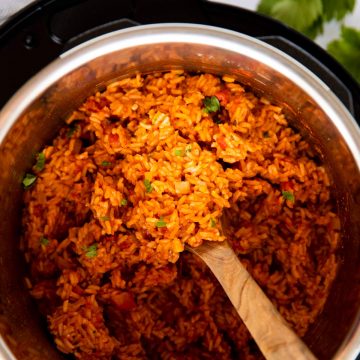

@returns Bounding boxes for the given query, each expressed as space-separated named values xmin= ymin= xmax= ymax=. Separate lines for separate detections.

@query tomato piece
xmin=109 ymin=133 xmax=119 ymax=144
xmin=281 ymin=181 xmax=294 ymax=191
xmin=111 ymin=292 xmax=136 ymax=311
xmin=215 ymin=89 xmax=230 ymax=105
xmin=217 ymin=136 xmax=227 ymax=150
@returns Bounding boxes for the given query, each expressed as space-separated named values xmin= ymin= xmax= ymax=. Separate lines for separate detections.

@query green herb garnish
xmin=203 ymin=96 xmax=221 ymax=113
xmin=22 ymin=173 xmax=37 ymax=189
xmin=40 ymin=236 xmax=49 ymax=246
xmin=66 ymin=124 xmax=78 ymax=138
xmin=174 ymin=149 xmax=184 ymax=157
xmin=120 ymin=199 xmax=128 ymax=206
xmin=101 ymin=161 xmax=112 ymax=166
xmin=155 ymin=216 xmax=167 ymax=228
xmin=85 ymin=244 xmax=97 ymax=258
xmin=144 ymin=179 xmax=153 ymax=193
xmin=35 ymin=153 xmax=45 ymax=171
xmin=282 ymin=190 xmax=295 ymax=202
xmin=100 ymin=216 xmax=110 ymax=221
xmin=210 ymin=218 xmax=216 ymax=228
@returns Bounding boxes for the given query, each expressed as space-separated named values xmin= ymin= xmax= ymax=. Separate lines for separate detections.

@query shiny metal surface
xmin=0 ymin=24 xmax=359 ymax=360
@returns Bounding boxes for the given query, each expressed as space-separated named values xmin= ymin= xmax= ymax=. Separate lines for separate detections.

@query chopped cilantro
xmin=174 ymin=149 xmax=184 ymax=157
xmin=101 ymin=161 xmax=112 ymax=166
xmin=120 ymin=199 xmax=128 ymax=206
xmin=100 ymin=216 xmax=110 ymax=221
xmin=144 ymin=179 xmax=153 ymax=193
xmin=22 ymin=173 xmax=36 ymax=189
xmin=263 ymin=131 xmax=270 ymax=138
xmin=282 ymin=190 xmax=295 ymax=202
xmin=85 ymin=244 xmax=97 ymax=258
xmin=35 ymin=152 xmax=45 ymax=171
xmin=66 ymin=124 xmax=78 ymax=138
xmin=40 ymin=236 xmax=49 ymax=246
xmin=155 ymin=216 xmax=167 ymax=228
xmin=203 ymin=96 xmax=220 ymax=113
xmin=210 ymin=218 xmax=216 ymax=228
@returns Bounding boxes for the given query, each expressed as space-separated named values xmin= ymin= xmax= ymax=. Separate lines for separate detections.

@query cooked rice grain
xmin=22 ymin=71 xmax=340 ymax=359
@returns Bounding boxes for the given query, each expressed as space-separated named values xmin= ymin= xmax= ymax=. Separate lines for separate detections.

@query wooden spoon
xmin=187 ymin=240 xmax=317 ymax=360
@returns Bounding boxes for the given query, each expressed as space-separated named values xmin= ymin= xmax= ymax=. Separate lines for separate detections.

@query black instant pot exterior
xmin=0 ymin=0 xmax=360 ymax=123
xmin=0 ymin=1 xmax=359 ymax=359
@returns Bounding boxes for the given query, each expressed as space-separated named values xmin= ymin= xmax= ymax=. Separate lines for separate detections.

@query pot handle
xmin=258 ymin=35 xmax=355 ymax=116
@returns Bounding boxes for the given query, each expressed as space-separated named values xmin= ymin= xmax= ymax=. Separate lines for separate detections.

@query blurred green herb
xmin=40 ymin=236 xmax=49 ymax=246
xmin=144 ymin=179 xmax=153 ymax=193
xmin=203 ymin=96 xmax=220 ymax=113
xmin=121 ymin=199 xmax=128 ymax=206
xmin=84 ymin=244 xmax=97 ymax=258
xmin=22 ymin=173 xmax=37 ymax=189
xmin=257 ymin=0 xmax=359 ymax=83
xmin=174 ymin=149 xmax=185 ymax=157
xmin=282 ymin=190 xmax=295 ymax=202
xmin=66 ymin=124 xmax=78 ymax=138
xmin=101 ymin=161 xmax=112 ymax=166
xmin=257 ymin=0 xmax=355 ymax=39
xmin=35 ymin=153 xmax=45 ymax=171
xmin=155 ymin=216 xmax=167 ymax=228
xmin=327 ymin=26 xmax=360 ymax=83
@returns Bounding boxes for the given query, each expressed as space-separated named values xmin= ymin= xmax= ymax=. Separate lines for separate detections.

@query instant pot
xmin=0 ymin=1 xmax=359 ymax=359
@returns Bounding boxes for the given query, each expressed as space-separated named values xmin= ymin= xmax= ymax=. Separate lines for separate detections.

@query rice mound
xmin=21 ymin=71 xmax=340 ymax=359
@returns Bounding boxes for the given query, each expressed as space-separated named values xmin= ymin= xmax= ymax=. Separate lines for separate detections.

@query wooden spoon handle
xmin=189 ymin=241 xmax=317 ymax=360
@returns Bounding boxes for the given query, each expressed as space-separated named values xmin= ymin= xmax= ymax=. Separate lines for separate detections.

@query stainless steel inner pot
xmin=0 ymin=23 xmax=359 ymax=360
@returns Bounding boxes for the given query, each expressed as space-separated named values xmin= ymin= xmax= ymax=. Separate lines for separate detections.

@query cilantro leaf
xmin=327 ymin=26 xmax=360 ymax=83
xmin=34 ymin=152 xmax=45 ymax=171
xmin=282 ymin=190 xmax=295 ymax=202
xmin=174 ymin=149 xmax=185 ymax=157
xmin=121 ymin=199 xmax=128 ymax=206
xmin=144 ymin=179 xmax=153 ymax=193
xmin=210 ymin=218 xmax=216 ymax=228
xmin=84 ymin=244 xmax=97 ymax=258
xmin=203 ymin=96 xmax=220 ymax=113
xmin=155 ymin=216 xmax=167 ymax=228
xmin=22 ymin=173 xmax=37 ymax=189
xmin=66 ymin=124 xmax=78 ymax=138
xmin=322 ymin=0 xmax=355 ymax=21
xmin=100 ymin=216 xmax=110 ymax=221
xmin=40 ymin=236 xmax=49 ymax=246
xmin=101 ymin=161 xmax=112 ymax=166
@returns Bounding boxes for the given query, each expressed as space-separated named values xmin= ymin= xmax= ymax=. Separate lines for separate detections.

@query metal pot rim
xmin=0 ymin=23 xmax=359 ymax=360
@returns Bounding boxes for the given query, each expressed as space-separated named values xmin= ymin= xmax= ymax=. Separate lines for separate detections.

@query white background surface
xmin=0 ymin=0 xmax=360 ymax=49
